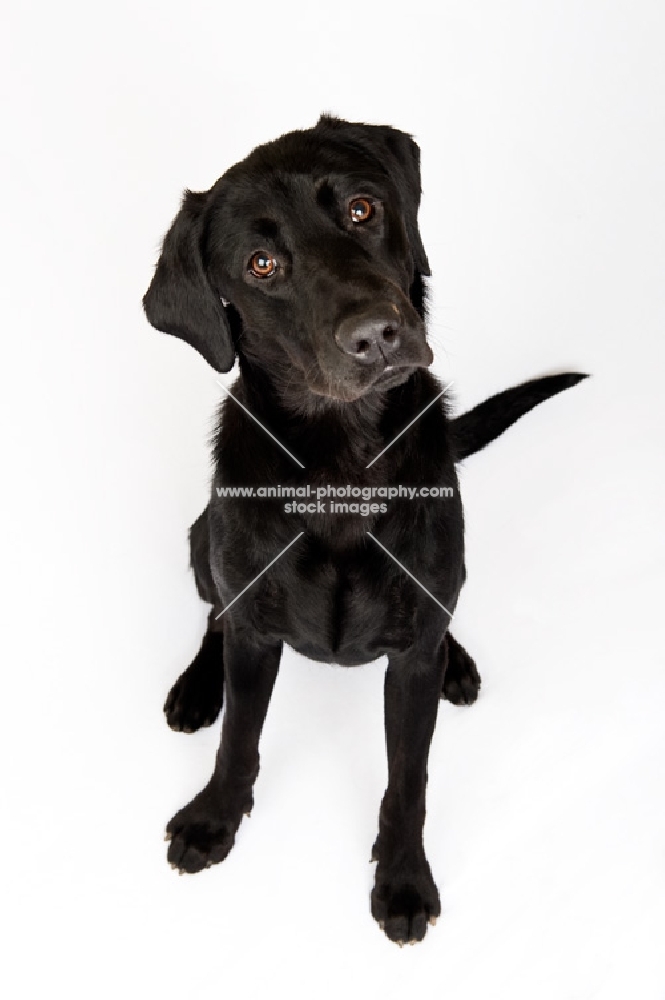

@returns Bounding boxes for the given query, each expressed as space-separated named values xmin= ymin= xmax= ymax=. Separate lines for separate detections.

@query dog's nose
xmin=334 ymin=306 xmax=402 ymax=364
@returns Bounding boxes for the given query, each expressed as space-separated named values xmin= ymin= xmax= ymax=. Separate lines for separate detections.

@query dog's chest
xmin=252 ymin=538 xmax=419 ymax=664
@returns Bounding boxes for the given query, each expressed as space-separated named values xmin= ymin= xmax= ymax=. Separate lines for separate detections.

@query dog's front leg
xmin=166 ymin=626 xmax=282 ymax=873
xmin=371 ymin=635 xmax=447 ymax=944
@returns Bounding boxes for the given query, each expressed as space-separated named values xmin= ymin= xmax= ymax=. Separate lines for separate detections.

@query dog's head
xmin=143 ymin=116 xmax=433 ymax=405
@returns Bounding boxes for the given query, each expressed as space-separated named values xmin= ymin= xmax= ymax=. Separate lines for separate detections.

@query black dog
xmin=143 ymin=115 xmax=586 ymax=944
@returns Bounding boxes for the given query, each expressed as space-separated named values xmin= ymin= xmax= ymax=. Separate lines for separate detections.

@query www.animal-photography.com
xmin=2 ymin=2 xmax=664 ymax=998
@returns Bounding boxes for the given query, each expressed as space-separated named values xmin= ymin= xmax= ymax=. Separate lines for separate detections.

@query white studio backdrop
xmin=1 ymin=1 xmax=664 ymax=998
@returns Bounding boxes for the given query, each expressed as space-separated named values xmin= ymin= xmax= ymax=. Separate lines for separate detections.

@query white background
xmin=2 ymin=1 xmax=664 ymax=997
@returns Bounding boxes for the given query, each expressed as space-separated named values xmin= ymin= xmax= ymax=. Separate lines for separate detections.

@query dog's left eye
xmin=248 ymin=252 xmax=277 ymax=278
xmin=349 ymin=197 xmax=375 ymax=223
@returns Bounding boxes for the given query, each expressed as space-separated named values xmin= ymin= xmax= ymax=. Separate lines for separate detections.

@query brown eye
xmin=349 ymin=197 xmax=374 ymax=223
xmin=249 ymin=251 xmax=277 ymax=278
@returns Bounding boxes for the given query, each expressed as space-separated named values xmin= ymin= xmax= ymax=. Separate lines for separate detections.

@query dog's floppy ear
xmin=315 ymin=116 xmax=431 ymax=280
xmin=143 ymin=188 xmax=235 ymax=372
xmin=369 ymin=124 xmax=431 ymax=280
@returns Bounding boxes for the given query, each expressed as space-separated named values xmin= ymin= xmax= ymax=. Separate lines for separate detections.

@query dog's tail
xmin=450 ymin=373 xmax=588 ymax=461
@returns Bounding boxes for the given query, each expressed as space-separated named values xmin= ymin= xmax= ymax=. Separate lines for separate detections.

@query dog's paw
xmin=164 ymin=633 xmax=224 ymax=733
xmin=442 ymin=634 xmax=481 ymax=706
xmin=371 ymin=863 xmax=441 ymax=945
xmin=165 ymin=785 xmax=248 ymax=874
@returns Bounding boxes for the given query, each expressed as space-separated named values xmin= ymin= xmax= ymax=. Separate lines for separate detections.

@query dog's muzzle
xmin=334 ymin=303 xmax=433 ymax=370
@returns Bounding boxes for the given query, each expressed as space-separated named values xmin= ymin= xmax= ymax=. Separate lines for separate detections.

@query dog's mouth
xmin=277 ymin=314 xmax=433 ymax=404
xmin=306 ymin=351 xmax=433 ymax=403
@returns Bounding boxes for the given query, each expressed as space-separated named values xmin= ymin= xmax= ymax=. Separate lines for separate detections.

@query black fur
xmin=450 ymin=372 xmax=588 ymax=461
xmin=143 ymin=116 xmax=586 ymax=944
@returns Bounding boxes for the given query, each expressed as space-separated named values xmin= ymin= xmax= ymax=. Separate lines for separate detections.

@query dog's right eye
xmin=349 ymin=197 xmax=375 ymax=224
xmin=248 ymin=252 xmax=277 ymax=278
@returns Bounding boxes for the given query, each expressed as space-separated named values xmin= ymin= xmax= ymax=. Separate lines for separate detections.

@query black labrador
xmin=143 ymin=115 xmax=586 ymax=944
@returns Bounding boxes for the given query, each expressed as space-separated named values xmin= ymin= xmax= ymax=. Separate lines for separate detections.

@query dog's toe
xmin=371 ymin=867 xmax=441 ymax=945
xmin=165 ymin=784 xmax=249 ymax=874
xmin=167 ymin=821 xmax=235 ymax=873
